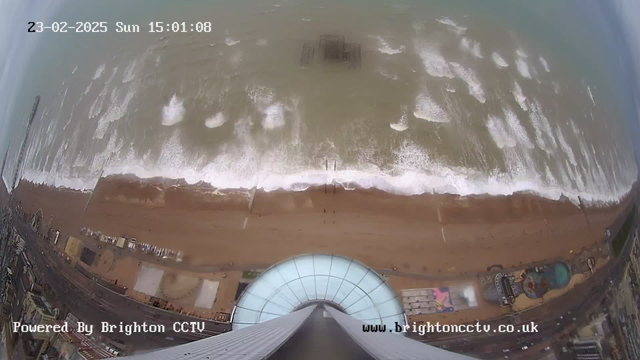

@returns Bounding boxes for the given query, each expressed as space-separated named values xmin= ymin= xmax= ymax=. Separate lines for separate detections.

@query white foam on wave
xmin=94 ymin=84 xmax=138 ymax=139
xmin=515 ymin=58 xmax=531 ymax=79
xmin=262 ymin=103 xmax=286 ymax=129
xmin=449 ymin=62 xmax=486 ymax=103
xmin=374 ymin=36 xmax=405 ymax=55
xmin=122 ymin=57 xmax=143 ymax=83
xmin=555 ymin=125 xmax=577 ymax=166
xmin=19 ymin=121 xmax=636 ymax=206
xmin=89 ymin=67 xmax=118 ymax=119
xmin=245 ymin=84 xmax=286 ymax=129
xmin=436 ymin=17 xmax=467 ymax=35
xmin=413 ymin=92 xmax=449 ymax=123
xmin=58 ymin=88 xmax=68 ymax=116
xmin=161 ymin=95 xmax=186 ymax=126
xmin=257 ymin=39 xmax=268 ymax=46
xmin=586 ymin=85 xmax=596 ymax=106
xmin=63 ymin=104 xmax=76 ymax=130
xmin=486 ymin=116 xmax=516 ymax=149
xmin=84 ymin=82 xmax=92 ymax=95
xmin=491 ymin=52 xmax=509 ymax=68
xmin=486 ymin=108 xmax=533 ymax=149
xmin=414 ymin=42 xmax=454 ymax=78
xmin=205 ymin=112 xmax=227 ymax=129
xmin=93 ymin=64 xmax=106 ymax=80
xmin=390 ymin=106 xmax=409 ymax=132
xmin=225 ymin=37 xmax=240 ymax=46
xmin=516 ymin=49 xmax=528 ymax=58
xmin=512 ymin=81 xmax=528 ymax=111
xmin=504 ymin=108 xmax=533 ymax=148
xmin=539 ymin=56 xmax=550 ymax=72
xmin=529 ymin=100 xmax=557 ymax=153
xmin=460 ymin=38 xmax=482 ymax=58
xmin=72 ymin=66 xmax=78 ymax=75
xmin=377 ymin=68 xmax=398 ymax=80
xmin=246 ymin=85 xmax=275 ymax=107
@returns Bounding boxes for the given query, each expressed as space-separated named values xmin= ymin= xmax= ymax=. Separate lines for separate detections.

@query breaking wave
xmin=161 ymin=95 xmax=186 ymax=126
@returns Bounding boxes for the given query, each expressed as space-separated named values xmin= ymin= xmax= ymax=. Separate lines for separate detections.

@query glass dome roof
xmin=232 ymin=254 xmax=405 ymax=331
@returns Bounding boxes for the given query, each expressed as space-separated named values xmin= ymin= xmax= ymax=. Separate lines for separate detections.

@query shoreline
xmin=18 ymin=171 xmax=637 ymax=207
xmin=13 ymin=175 xmax=635 ymax=276
xmin=11 ymin=174 xmax=636 ymax=328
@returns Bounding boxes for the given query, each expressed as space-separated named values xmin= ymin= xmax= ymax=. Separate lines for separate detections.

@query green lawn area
xmin=613 ymin=205 xmax=636 ymax=257
xmin=242 ymin=270 xmax=261 ymax=280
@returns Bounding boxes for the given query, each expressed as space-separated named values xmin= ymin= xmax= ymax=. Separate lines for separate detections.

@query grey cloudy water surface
xmin=1 ymin=0 xmax=637 ymax=203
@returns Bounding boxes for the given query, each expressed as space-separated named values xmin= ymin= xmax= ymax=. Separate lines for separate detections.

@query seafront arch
xmin=231 ymin=253 xmax=406 ymax=331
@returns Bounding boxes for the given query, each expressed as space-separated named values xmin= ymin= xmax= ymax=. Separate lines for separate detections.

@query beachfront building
xmin=48 ymin=327 xmax=115 ymax=360
xmin=18 ymin=292 xmax=57 ymax=358
xmin=122 ymin=254 xmax=475 ymax=359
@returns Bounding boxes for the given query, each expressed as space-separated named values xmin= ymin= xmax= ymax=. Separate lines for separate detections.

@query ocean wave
xmin=436 ymin=17 xmax=467 ymax=35
xmin=205 ymin=112 xmax=227 ymax=129
xmin=555 ymin=125 xmax=577 ymax=166
xmin=94 ymin=83 xmax=138 ymax=139
xmin=414 ymin=42 xmax=454 ymax=78
xmin=512 ymin=81 xmax=528 ymax=111
xmin=377 ymin=67 xmax=398 ymax=80
xmin=92 ymin=64 xmax=106 ymax=80
xmin=504 ymin=108 xmax=533 ymax=149
xmin=122 ymin=57 xmax=143 ymax=83
xmin=374 ymin=36 xmax=405 ymax=55
xmin=246 ymin=84 xmax=275 ymax=108
xmin=225 ymin=37 xmax=240 ymax=46
xmin=587 ymin=85 xmax=596 ymax=105
xmin=460 ymin=37 xmax=483 ymax=58
xmin=19 ymin=133 xmax=636 ymax=205
xmin=89 ymin=67 xmax=118 ymax=119
xmin=390 ymin=106 xmax=408 ymax=131
xmin=539 ymin=56 xmax=550 ymax=72
xmin=450 ymin=62 xmax=486 ymax=103
xmin=491 ymin=52 xmax=509 ymax=68
xmin=262 ymin=102 xmax=286 ymax=129
xmin=16 ymin=101 xmax=637 ymax=206
xmin=515 ymin=58 xmax=531 ymax=79
xmin=413 ymin=92 xmax=449 ymax=122
xmin=486 ymin=116 xmax=516 ymax=149
xmin=529 ymin=100 xmax=557 ymax=153
xmin=161 ymin=95 xmax=186 ymax=126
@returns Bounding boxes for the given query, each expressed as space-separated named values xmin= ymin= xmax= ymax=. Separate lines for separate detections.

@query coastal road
xmin=14 ymin=219 xmax=232 ymax=349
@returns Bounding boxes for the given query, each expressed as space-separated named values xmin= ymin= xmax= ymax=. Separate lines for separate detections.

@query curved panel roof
xmin=232 ymin=254 xmax=405 ymax=331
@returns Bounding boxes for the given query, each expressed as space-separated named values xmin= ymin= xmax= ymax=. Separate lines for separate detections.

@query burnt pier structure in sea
xmin=301 ymin=34 xmax=361 ymax=69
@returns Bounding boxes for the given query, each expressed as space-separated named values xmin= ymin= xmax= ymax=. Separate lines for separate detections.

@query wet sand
xmin=14 ymin=176 xmax=633 ymax=276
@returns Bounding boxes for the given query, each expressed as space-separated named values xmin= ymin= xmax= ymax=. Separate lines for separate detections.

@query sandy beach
xmin=14 ymin=176 xmax=632 ymax=277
